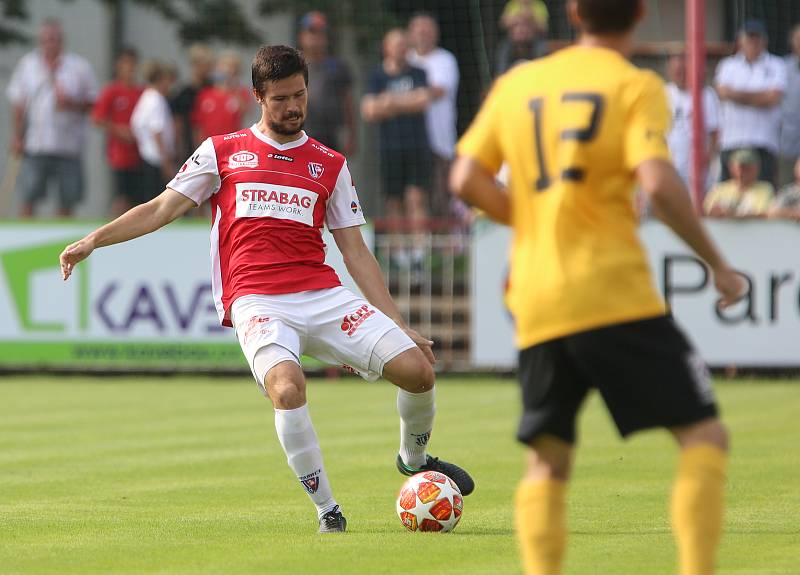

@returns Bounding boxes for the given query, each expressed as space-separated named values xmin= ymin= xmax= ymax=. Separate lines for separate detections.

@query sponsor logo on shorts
xmin=229 ymin=150 xmax=258 ymax=169
xmin=267 ymin=153 xmax=293 ymax=162
xmin=242 ymin=315 xmax=271 ymax=346
xmin=686 ymin=351 xmax=715 ymax=404
xmin=308 ymin=162 xmax=324 ymax=179
xmin=299 ymin=469 xmax=321 ymax=494
xmin=340 ymin=304 xmax=375 ymax=337
xmin=341 ymin=364 xmax=359 ymax=376
xmin=235 ymin=183 xmax=318 ymax=225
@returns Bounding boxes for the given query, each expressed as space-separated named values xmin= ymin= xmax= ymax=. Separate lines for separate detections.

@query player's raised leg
xmin=261 ymin=350 xmax=345 ymax=533
xmin=670 ymin=418 xmax=729 ymax=575
xmin=516 ymin=437 xmax=572 ymax=575
xmin=380 ymin=338 xmax=475 ymax=496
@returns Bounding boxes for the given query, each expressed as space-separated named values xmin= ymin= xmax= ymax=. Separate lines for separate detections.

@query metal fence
xmin=373 ymin=228 xmax=471 ymax=371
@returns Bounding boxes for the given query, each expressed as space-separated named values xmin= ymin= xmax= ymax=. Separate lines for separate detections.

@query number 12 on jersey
xmin=529 ymin=92 xmax=605 ymax=192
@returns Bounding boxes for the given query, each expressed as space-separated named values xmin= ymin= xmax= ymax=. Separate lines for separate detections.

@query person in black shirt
xmin=362 ymin=29 xmax=433 ymax=273
xmin=297 ymin=11 xmax=357 ymax=156
xmin=171 ymin=44 xmax=214 ymax=162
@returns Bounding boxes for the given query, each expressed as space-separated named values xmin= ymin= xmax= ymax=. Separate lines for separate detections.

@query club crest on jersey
xmin=229 ymin=150 xmax=258 ymax=169
xmin=308 ymin=162 xmax=324 ymax=179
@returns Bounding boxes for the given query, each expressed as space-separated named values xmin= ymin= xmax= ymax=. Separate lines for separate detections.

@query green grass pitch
xmin=1 ymin=376 xmax=798 ymax=574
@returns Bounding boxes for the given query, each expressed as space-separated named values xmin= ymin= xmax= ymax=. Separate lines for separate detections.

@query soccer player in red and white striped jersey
xmin=60 ymin=45 xmax=473 ymax=533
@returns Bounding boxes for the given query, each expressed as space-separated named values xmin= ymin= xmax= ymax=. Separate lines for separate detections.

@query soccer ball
xmin=396 ymin=471 xmax=463 ymax=532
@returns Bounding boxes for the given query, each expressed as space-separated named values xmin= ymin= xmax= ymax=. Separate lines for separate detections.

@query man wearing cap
xmin=297 ymin=11 xmax=357 ymax=156
xmin=715 ymin=20 xmax=787 ymax=186
xmin=704 ymin=148 xmax=775 ymax=218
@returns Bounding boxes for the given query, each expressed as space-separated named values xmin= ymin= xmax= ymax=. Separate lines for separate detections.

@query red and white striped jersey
xmin=167 ymin=125 xmax=366 ymax=327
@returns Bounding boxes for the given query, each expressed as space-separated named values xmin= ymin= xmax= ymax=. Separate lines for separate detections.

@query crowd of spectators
xmin=668 ymin=20 xmax=800 ymax=221
xmin=6 ymin=9 xmax=800 ymax=225
xmin=4 ymin=20 xmax=250 ymax=219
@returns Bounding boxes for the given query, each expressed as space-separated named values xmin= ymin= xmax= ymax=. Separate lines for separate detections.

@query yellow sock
xmin=515 ymin=479 xmax=567 ymax=575
xmin=671 ymin=445 xmax=727 ymax=575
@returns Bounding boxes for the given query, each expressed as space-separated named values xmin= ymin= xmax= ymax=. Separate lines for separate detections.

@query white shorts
xmin=231 ymin=287 xmax=417 ymax=390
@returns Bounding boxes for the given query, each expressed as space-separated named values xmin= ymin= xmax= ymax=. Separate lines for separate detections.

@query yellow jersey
xmin=457 ymin=46 xmax=670 ymax=349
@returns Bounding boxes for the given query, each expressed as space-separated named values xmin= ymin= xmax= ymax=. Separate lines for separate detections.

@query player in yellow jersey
xmin=451 ymin=1 xmax=746 ymax=574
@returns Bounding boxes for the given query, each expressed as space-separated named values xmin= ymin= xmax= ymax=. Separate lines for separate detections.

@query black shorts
xmin=517 ymin=315 xmax=718 ymax=445
xmin=380 ymin=148 xmax=432 ymax=199
xmin=113 ymin=167 xmax=148 ymax=205
xmin=139 ymin=162 xmax=167 ymax=204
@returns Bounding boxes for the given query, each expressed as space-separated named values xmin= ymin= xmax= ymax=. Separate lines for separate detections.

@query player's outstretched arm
xmin=637 ymin=158 xmax=745 ymax=307
xmin=450 ymin=156 xmax=510 ymax=225
xmin=59 ymin=188 xmax=196 ymax=281
xmin=331 ymin=225 xmax=436 ymax=365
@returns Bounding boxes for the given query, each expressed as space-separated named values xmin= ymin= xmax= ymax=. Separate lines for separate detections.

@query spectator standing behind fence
xmin=769 ymin=158 xmax=800 ymax=221
xmin=191 ymin=51 xmax=251 ymax=142
xmin=778 ymin=24 xmax=800 ymax=189
xmin=6 ymin=19 xmax=97 ymax=218
xmin=704 ymin=149 xmax=774 ymax=218
xmin=407 ymin=13 xmax=459 ymax=219
xmin=494 ymin=12 xmax=548 ymax=77
xmin=171 ymin=44 xmax=214 ymax=161
xmin=297 ymin=11 xmax=357 ymax=156
xmin=131 ymin=62 xmax=177 ymax=198
xmin=665 ymin=53 xmax=720 ymax=193
xmin=362 ymin=29 xmax=432 ymax=275
xmin=92 ymin=48 xmax=144 ymax=216
xmin=714 ymin=20 xmax=786 ymax=186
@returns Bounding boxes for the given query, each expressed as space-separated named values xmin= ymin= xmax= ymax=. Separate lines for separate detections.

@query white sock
xmin=274 ymin=404 xmax=338 ymax=519
xmin=397 ymin=388 xmax=435 ymax=469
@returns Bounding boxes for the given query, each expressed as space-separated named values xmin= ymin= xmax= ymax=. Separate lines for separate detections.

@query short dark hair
xmin=577 ymin=0 xmax=640 ymax=34
xmin=143 ymin=60 xmax=176 ymax=85
xmin=117 ymin=46 xmax=138 ymax=61
xmin=251 ymin=45 xmax=308 ymax=97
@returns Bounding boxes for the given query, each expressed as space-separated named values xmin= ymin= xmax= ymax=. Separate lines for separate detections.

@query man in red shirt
xmin=60 ymin=45 xmax=473 ymax=533
xmin=92 ymin=48 xmax=144 ymax=215
xmin=191 ymin=50 xmax=252 ymax=142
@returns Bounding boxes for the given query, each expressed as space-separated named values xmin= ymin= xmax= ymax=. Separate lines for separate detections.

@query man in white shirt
xmin=665 ymin=53 xmax=720 ymax=193
xmin=407 ymin=13 xmax=460 ymax=218
xmin=714 ymin=20 xmax=787 ymax=185
xmin=131 ymin=61 xmax=177 ymax=202
xmin=6 ymin=19 xmax=97 ymax=217
xmin=779 ymin=24 xmax=800 ymax=188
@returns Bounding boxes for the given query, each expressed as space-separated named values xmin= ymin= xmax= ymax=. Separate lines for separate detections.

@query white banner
xmin=0 ymin=223 xmax=370 ymax=368
xmin=472 ymin=220 xmax=800 ymax=368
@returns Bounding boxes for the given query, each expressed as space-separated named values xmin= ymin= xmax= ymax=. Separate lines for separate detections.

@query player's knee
xmin=415 ymin=360 xmax=435 ymax=392
xmin=384 ymin=348 xmax=435 ymax=393
xmin=526 ymin=437 xmax=573 ymax=481
xmin=672 ymin=417 xmax=729 ymax=452
xmin=264 ymin=364 xmax=306 ymax=410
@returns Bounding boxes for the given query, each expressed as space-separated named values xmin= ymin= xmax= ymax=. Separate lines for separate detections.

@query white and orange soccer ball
xmin=396 ymin=471 xmax=463 ymax=532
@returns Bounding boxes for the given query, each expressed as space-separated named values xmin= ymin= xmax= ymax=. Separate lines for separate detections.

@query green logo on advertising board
xmin=0 ymin=239 xmax=88 ymax=332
